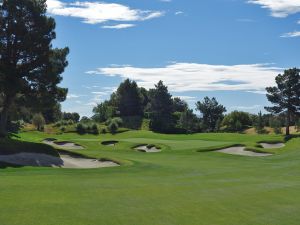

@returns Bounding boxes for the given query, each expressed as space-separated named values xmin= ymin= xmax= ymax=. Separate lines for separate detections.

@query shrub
xmin=100 ymin=128 xmax=107 ymax=134
xmin=296 ymin=119 xmax=300 ymax=132
xmin=32 ymin=114 xmax=45 ymax=131
xmin=108 ymin=121 xmax=118 ymax=134
xmin=60 ymin=126 xmax=66 ymax=132
xmin=91 ymin=123 xmax=99 ymax=135
xmin=270 ymin=117 xmax=282 ymax=134
xmin=76 ymin=123 xmax=86 ymax=134
xmin=222 ymin=111 xmax=251 ymax=132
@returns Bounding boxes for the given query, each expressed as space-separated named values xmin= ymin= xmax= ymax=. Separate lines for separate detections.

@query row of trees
xmin=92 ymin=67 xmax=300 ymax=135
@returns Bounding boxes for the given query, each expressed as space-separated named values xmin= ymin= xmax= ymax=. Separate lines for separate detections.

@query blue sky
xmin=47 ymin=0 xmax=300 ymax=116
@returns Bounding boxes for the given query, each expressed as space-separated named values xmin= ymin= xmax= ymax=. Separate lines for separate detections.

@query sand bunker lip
xmin=134 ymin=144 xmax=161 ymax=153
xmin=101 ymin=141 xmax=118 ymax=146
xmin=259 ymin=143 xmax=285 ymax=149
xmin=43 ymin=139 xmax=84 ymax=150
xmin=0 ymin=152 xmax=119 ymax=169
xmin=217 ymin=146 xmax=272 ymax=157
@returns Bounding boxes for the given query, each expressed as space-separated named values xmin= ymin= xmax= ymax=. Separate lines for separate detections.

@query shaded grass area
xmin=0 ymin=130 xmax=299 ymax=225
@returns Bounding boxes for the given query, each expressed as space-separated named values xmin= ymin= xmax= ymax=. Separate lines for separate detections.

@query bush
xmin=270 ymin=118 xmax=282 ymax=134
xmin=108 ymin=121 xmax=118 ymax=134
xmin=60 ymin=126 xmax=66 ymax=132
xmin=76 ymin=123 xmax=86 ymax=134
xmin=91 ymin=123 xmax=99 ymax=135
xmin=296 ymin=119 xmax=300 ymax=132
xmin=222 ymin=111 xmax=251 ymax=132
xmin=32 ymin=114 xmax=45 ymax=131
xmin=100 ymin=128 xmax=107 ymax=134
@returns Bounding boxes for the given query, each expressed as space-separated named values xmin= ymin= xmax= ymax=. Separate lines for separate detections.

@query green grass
xmin=0 ymin=130 xmax=299 ymax=225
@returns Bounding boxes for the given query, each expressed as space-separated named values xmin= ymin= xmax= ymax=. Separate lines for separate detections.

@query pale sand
xmin=260 ymin=143 xmax=285 ymax=149
xmin=135 ymin=145 xmax=161 ymax=153
xmin=217 ymin=147 xmax=272 ymax=157
xmin=0 ymin=153 xmax=119 ymax=169
xmin=43 ymin=139 xmax=84 ymax=150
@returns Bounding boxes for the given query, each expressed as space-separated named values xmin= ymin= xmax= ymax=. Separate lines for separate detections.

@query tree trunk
xmin=285 ymin=111 xmax=290 ymax=136
xmin=0 ymin=106 xmax=9 ymax=136
xmin=0 ymin=95 xmax=14 ymax=137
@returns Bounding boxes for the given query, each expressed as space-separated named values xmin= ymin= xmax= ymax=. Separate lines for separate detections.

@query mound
xmin=0 ymin=153 xmax=119 ymax=169
xmin=217 ymin=147 xmax=272 ymax=157
xmin=101 ymin=141 xmax=118 ymax=146
xmin=260 ymin=143 xmax=285 ymax=149
xmin=43 ymin=139 xmax=84 ymax=150
xmin=135 ymin=144 xmax=161 ymax=153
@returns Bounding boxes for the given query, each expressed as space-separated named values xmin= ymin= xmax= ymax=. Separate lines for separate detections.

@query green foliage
xmin=32 ymin=114 xmax=45 ymax=131
xmin=254 ymin=111 xmax=265 ymax=134
xmin=148 ymin=81 xmax=175 ymax=133
xmin=296 ymin=119 xmax=300 ymax=132
xmin=76 ymin=122 xmax=99 ymax=135
xmin=0 ymin=0 xmax=69 ymax=135
xmin=107 ymin=121 xmax=119 ymax=134
xmin=105 ymin=117 xmax=123 ymax=134
xmin=178 ymin=109 xmax=199 ymax=133
xmin=265 ymin=68 xmax=300 ymax=135
xmin=92 ymin=101 xmax=116 ymax=123
xmin=196 ymin=97 xmax=226 ymax=132
xmin=115 ymin=79 xmax=144 ymax=117
xmin=222 ymin=111 xmax=252 ymax=132
xmin=269 ymin=117 xmax=282 ymax=134
xmin=62 ymin=112 xmax=80 ymax=123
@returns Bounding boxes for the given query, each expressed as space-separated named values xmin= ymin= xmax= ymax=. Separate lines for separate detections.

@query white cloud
xmin=67 ymin=93 xmax=80 ymax=99
xmin=46 ymin=0 xmax=164 ymax=26
xmin=174 ymin=96 xmax=196 ymax=101
xmin=248 ymin=0 xmax=300 ymax=18
xmin=280 ymin=31 xmax=300 ymax=38
xmin=175 ymin=11 xmax=184 ymax=16
xmin=230 ymin=105 xmax=262 ymax=110
xmin=102 ymin=24 xmax=135 ymax=29
xmin=87 ymin=62 xmax=282 ymax=93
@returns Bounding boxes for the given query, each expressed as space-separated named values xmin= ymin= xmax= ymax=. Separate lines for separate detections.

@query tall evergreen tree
xmin=149 ymin=81 xmax=174 ymax=132
xmin=265 ymin=68 xmax=300 ymax=135
xmin=115 ymin=79 xmax=143 ymax=117
xmin=196 ymin=97 xmax=226 ymax=132
xmin=0 ymin=0 xmax=69 ymax=135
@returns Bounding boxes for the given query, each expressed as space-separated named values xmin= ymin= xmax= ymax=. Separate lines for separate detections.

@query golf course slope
xmin=0 ymin=130 xmax=300 ymax=225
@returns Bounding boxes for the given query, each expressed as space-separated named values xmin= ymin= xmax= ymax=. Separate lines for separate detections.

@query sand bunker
xmin=43 ymin=139 xmax=84 ymax=150
xmin=0 ymin=153 xmax=119 ymax=169
xmin=101 ymin=141 xmax=118 ymax=146
xmin=217 ymin=146 xmax=272 ymax=157
xmin=260 ymin=143 xmax=285 ymax=149
xmin=135 ymin=144 xmax=161 ymax=153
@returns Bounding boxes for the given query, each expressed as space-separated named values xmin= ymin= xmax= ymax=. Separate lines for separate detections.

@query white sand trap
xmin=43 ymin=139 xmax=84 ymax=150
xmin=260 ymin=143 xmax=285 ymax=149
xmin=135 ymin=145 xmax=161 ymax=153
xmin=0 ymin=153 xmax=119 ymax=169
xmin=217 ymin=147 xmax=272 ymax=157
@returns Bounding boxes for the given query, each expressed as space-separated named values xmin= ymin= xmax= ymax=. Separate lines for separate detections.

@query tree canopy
xmin=0 ymin=0 xmax=69 ymax=135
xmin=265 ymin=68 xmax=300 ymax=135
xmin=196 ymin=97 xmax=226 ymax=132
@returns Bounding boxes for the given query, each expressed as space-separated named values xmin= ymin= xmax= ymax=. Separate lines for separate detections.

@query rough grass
xmin=0 ymin=130 xmax=299 ymax=225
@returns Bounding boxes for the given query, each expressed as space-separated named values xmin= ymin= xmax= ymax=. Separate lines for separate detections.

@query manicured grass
xmin=0 ymin=130 xmax=299 ymax=225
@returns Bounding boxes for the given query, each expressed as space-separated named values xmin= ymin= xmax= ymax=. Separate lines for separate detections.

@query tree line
xmin=1 ymin=0 xmax=300 ymax=136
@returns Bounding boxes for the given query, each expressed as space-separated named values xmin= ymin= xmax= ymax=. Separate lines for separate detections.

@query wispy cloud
xmin=102 ymin=24 xmax=135 ymax=29
xmin=280 ymin=31 xmax=300 ymax=38
xmin=175 ymin=11 xmax=184 ymax=16
xmin=46 ymin=0 xmax=164 ymax=27
xmin=230 ymin=104 xmax=262 ymax=110
xmin=247 ymin=0 xmax=300 ymax=18
xmin=87 ymin=63 xmax=282 ymax=93
xmin=67 ymin=93 xmax=81 ymax=99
